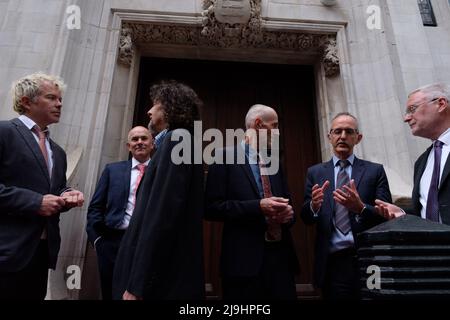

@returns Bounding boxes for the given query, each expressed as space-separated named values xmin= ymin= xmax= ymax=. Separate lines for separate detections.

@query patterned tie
xmin=260 ymin=158 xmax=282 ymax=241
xmin=32 ymin=125 xmax=50 ymax=176
xmin=426 ymin=140 xmax=444 ymax=222
xmin=335 ymin=159 xmax=351 ymax=235
xmin=132 ymin=163 xmax=146 ymax=209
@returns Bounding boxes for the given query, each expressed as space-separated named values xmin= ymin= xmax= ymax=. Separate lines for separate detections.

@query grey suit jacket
xmin=0 ymin=118 xmax=69 ymax=272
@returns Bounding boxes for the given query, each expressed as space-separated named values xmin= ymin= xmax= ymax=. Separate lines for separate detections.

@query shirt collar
xmin=332 ymin=154 xmax=355 ymax=167
xmin=18 ymin=115 xmax=50 ymax=137
xmin=240 ymin=140 xmax=259 ymax=163
xmin=131 ymin=157 xmax=150 ymax=169
xmin=154 ymin=129 xmax=168 ymax=149
xmin=435 ymin=128 xmax=450 ymax=146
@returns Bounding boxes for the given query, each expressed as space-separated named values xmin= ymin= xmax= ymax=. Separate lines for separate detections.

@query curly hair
xmin=149 ymin=80 xmax=202 ymax=132
xmin=11 ymin=72 xmax=66 ymax=114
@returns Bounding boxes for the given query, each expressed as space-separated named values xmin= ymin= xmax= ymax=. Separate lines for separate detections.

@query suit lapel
xmin=351 ymin=157 xmax=366 ymax=189
xmin=236 ymin=145 xmax=260 ymax=197
xmin=124 ymin=160 xmax=132 ymax=196
xmin=324 ymin=160 xmax=335 ymax=215
xmin=12 ymin=118 xmax=51 ymax=184
xmin=415 ymin=146 xmax=432 ymax=192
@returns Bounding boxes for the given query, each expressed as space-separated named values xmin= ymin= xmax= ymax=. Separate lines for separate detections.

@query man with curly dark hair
xmin=113 ymin=80 xmax=205 ymax=300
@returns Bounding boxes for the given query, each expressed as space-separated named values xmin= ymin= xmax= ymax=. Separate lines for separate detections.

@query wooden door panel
xmin=134 ymin=57 xmax=321 ymax=299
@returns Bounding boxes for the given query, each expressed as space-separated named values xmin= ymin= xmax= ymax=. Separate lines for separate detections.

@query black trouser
xmin=222 ymin=242 xmax=297 ymax=300
xmin=322 ymin=247 xmax=360 ymax=300
xmin=95 ymin=229 xmax=125 ymax=300
xmin=0 ymin=240 xmax=49 ymax=300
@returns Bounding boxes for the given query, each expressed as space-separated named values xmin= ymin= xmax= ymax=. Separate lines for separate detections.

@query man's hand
xmin=260 ymin=197 xmax=289 ymax=218
xmin=270 ymin=204 xmax=294 ymax=224
xmin=123 ymin=290 xmax=142 ymax=300
xmin=38 ymin=194 xmax=66 ymax=216
xmin=334 ymin=179 xmax=364 ymax=213
xmin=61 ymin=189 xmax=84 ymax=209
xmin=311 ymin=180 xmax=330 ymax=212
xmin=375 ymin=199 xmax=405 ymax=220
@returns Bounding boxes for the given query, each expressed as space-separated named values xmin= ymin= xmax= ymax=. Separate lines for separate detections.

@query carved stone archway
xmin=118 ymin=0 xmax=340 ymax=77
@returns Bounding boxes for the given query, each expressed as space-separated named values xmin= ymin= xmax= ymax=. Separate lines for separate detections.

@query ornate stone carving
xmin=118 ymin=27 xmax=134 ymax=67
xmin=117 ymin=1 xmax=340 ymax=76
xmin=321 ymin=36 xmax=340 ymax=77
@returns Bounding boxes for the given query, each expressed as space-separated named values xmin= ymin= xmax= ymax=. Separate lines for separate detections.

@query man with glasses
xmin=375 ymin=83 xmax=450 ymax=226
xmin=301 ymin=112 xmax=392 ymax=299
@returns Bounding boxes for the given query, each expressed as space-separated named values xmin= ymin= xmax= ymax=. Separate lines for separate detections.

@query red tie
xmin=132 ymin=163 xmax=146 ymax=209
xmin=32 ymin=126 xmax=50 ymax=175
xmin=260 ymin=158 xmax=282 ymax=241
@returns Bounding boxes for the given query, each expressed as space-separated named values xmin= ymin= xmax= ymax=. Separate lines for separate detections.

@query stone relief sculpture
xmin=118 ymin=27 xmax=134 ymax=67
xmin=116 ymin=0 xmax=341 ymax=77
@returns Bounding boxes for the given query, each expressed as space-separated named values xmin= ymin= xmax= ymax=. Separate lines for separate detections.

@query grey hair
xmin=11 ymin=72 xmax=66 ymax=114
xmin=331 ymin=112 xmax=359 ymax=131
xmin=245 ymin=104 xmax=274 ymax=129
xmin=408 ymin=83 xmax=450 ymax=101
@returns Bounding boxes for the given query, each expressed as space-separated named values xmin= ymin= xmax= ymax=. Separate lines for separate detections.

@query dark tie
xmin=260 ymin=158 xmax=282 ymax=241
xmin=335 ymin=159 xmax=351 ymax=235
xmin=426 ymin=140 xmax=444 ymax=222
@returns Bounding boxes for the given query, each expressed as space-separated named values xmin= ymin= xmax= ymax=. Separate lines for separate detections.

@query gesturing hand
xmin=311 ymin=180 xmax=330 ymax=212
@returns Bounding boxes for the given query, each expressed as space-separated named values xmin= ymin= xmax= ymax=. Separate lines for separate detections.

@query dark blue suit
xmin=0 ymin=118 xmax=70 ymax=299
xmin=301 ymin=157 xmax=391 ymax=294
xmin=86 ymin=160 xmax=133 ymax=300
xmin=205 ymin=145 xmax=299 ymax=300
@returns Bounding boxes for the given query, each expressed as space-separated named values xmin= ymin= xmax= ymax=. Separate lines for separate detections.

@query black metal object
xmin=418 ymin=0 xmax=437 ymax=27
xmin=358 ymin=214 xmax=450 ymax=299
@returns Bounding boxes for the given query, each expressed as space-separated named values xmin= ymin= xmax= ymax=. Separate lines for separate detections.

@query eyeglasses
xmin=405 ymin=98 xmax=439 ymax=116
xmin=329 ymin=128 xmax=358 ymax=136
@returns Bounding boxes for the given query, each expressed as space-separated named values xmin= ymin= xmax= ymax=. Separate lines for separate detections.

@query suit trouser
xmin=95 ymin=229 xmax=125 ymax=300
xmin=0 ymin=240 xmax=49 ymax=300
xmin=222 ymin=242 xmax=297 ymax=300
xmin=322 ymin=247 xmax=360 ymax=300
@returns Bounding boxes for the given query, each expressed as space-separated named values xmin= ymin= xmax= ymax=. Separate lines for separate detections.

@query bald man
xmin=205 ymin=104 xmax=299 ymax=300
xmin=86 ymin=126 xmax=153 ymax=300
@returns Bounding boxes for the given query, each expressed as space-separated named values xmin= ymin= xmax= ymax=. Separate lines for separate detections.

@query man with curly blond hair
xmin=0 ymin=72 xmax=84 ymax=300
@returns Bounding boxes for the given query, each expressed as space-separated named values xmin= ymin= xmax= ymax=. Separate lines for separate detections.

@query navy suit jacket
xmin=86 ymin=160 xmax=132 ymax=244
xmin=301 ymin=157 xmax=391 ymax=287
xmin=412 ymin=145 xmax=450 ymax=225
xmin=0 ymin=118 xmax=69 ymax=272
xmin=205 ymin=145 xmax=299 ymax=278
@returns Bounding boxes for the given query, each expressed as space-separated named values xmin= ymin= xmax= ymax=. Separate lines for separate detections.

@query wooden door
xmin=134 ymin=57 xmax=321 ymax=299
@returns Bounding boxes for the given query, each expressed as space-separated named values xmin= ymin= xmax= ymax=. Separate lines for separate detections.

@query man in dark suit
xmin=86 ymin=126 xmax=153 ymax=300
xmin=205 ymin=104 xmax=299 ymax=300
xmin=301 ymin=112 xmax=391 ymax=299
xmin=376 ymin=83 xmax=450 ymax=225
xmin=113 ymin=80 xmax=205 ymax=300
xmin=0 ymin=72 xmax=84 ymax=300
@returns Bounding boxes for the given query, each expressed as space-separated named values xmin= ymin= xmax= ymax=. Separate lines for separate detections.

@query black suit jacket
xmin=301 ymin=157 xmax=391 ymax=287
xmin=412 ymin=145 xmax=450 ymax=225
xmin=86 ymin=160 xmax=132 ymax=244
xmin=113 ymin=130 xmax=205 ymax=300
xmin=204 ymin=145 xmax=299 ymax=278
xmin=0 ymin=118 xmax=69 ymax=272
